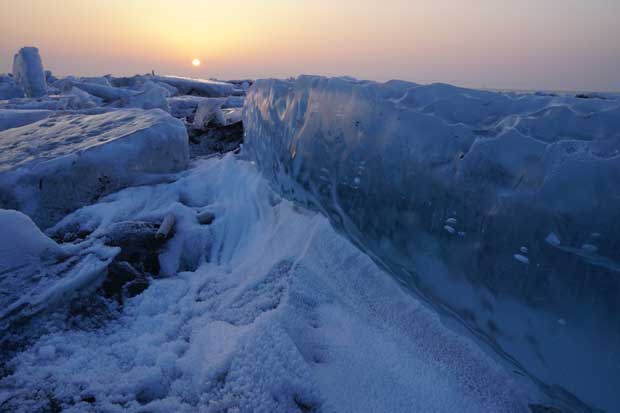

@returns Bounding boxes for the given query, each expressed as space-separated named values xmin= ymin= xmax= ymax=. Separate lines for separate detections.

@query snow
xmin=244 ymin=75 xmax=620 ymax=411
xmin=0 ymin=109 xmax=188 ymax=228
xmin=12 ymin=47 xmax=47 ymax=98
xmin=0 ymin=156 xmax=540 ymax=413
xmin=154 ymin=75 xmax=235 ymax=97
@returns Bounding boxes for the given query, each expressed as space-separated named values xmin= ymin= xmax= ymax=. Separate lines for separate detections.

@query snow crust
xmin=244 ymin=76 xmax=620 ymax=412
xmin=0 ymin=109 xmax=189 ymax=228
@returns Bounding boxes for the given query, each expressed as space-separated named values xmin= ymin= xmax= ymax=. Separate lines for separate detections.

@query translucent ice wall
xmin=244 ymin=76 xmax=620 ymax=412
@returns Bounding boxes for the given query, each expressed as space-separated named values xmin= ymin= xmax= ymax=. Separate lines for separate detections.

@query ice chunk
xmin=222 ymin=95 xmax=244 ymax=108
xmin=167 ymin=95 xmax=207 ymax=119
xmin=154 ymin=75 xmax=234 ymax=97
xmin=244 ymin=75 xmax=620 ymax=411
xmin=545 ymin=232 xmax=561 ymax=246
xmin=513 ymin=254 xmax=530 ymax=264
xmin=65 ymin=86 xmax=102 ymax=109
xmin=0 ymin=79 xmax=24 ymax=99
xmin=44 ymin=70 xmax=57 ymax=83
xmin=0 ymin=109 xmax=189 ymax=228
xmin=581 ymin=243 xmax=598 ymax=252
xmin=215 ymin=107 xmax=242 ymax=126
xmin=78 ymin=76 xmax=111 ymax=86
xmin=73 ymin=81 xmax=138 ymax=102
xmin=0 ymin=109 xmax=53 ymax=132
xmin=0 ymin=209 xmax=117 ymax=328
xmin=192 ymin=97 xmax=225 ymax=130
xmin=113 ymin=81 xmax=170 ymax=112
xmin=0 ymin=209 xmax=64 ymax=264
xmin=12 ymin=47 xmax=47 ymax=98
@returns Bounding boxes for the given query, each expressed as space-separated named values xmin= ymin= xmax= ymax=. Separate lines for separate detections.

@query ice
xmin=0 ymin=156 xmax=539 ymax=413
xmin=216 ymin=107 xmax=242 ymax=126
xmin=169 ymin=95 xmax=244 ymax=122
xmin=12 ymin=47 xmax=47 ymax=98
xmin=0 ymin=109 xmax=53 ymax=132
xmin=0 ymin=75 xmax=24 ymax=99
xmin=73 ymin=81 xmax=138 ymax=102
xmin=112 ymin=81 xmax=171 ymax=112
xmin=0 ymin=209 xmax=116 ymax=326
xmin=513 ymin=254 xmax=530 ymax=264
xmin=168 ymin=95 xmax=208 ymax=119
xmin=243 ymin=75 xmax=620 ymax=411
xmin=154 ymin=75 xmax=234 ymax=97
xmin=0 ymin=109 xmax=188 ymax=228
xmin=192 ymin=97 xmax=225 ymax=130
xmin=78 ymin=76 xmax=111 ymax=86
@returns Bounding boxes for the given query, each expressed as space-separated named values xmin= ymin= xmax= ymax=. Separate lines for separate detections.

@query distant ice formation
xmin=12 ymin=47 xmax=47 ymax=98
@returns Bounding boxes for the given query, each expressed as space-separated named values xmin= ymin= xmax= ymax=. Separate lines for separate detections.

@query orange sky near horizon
xmin=1 ymin=0 xmax=619 ymax=91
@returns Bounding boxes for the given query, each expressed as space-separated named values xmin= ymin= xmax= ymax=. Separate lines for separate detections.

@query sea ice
xmin=12 ymin=47 xmax=47 ymax=98
xmin=154 ymin=75 xmax=234 ymax=97
xmin=0 ymin=109 xmax=189 ymax=228
xmin=0 ymin=109 xmax=53 ymax=132
xmin=244 ymin=75 xmax=620 ymax=411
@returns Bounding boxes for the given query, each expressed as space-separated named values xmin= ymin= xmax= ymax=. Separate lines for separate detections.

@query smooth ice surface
xmin=244 ymin=76 xmax=620 ymax=412
xmin=0 ymin=156 xmax=540 ymax=413
xmin=12 ymin=47 xmax=47 ymax=98
xmin=0 ymin=108 xmax=189 ymax=228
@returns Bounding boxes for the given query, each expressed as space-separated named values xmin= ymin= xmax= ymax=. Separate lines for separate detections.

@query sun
xmin=192 ymin=58 xmax=201 ymax=67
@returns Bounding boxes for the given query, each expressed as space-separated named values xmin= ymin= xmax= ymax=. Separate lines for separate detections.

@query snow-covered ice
xmin=0 ymin=109 xmax=188 ymax=228
xmin=0 ymin=156 xmax=543 ymax=413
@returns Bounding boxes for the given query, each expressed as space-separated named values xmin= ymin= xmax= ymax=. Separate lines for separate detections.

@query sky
xmin=1 ymin=0 xmax=619 ymax=91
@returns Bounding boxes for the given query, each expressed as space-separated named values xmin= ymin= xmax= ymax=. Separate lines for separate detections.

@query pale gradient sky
xmin=1 ymin=0 xmax=619 ymax=91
